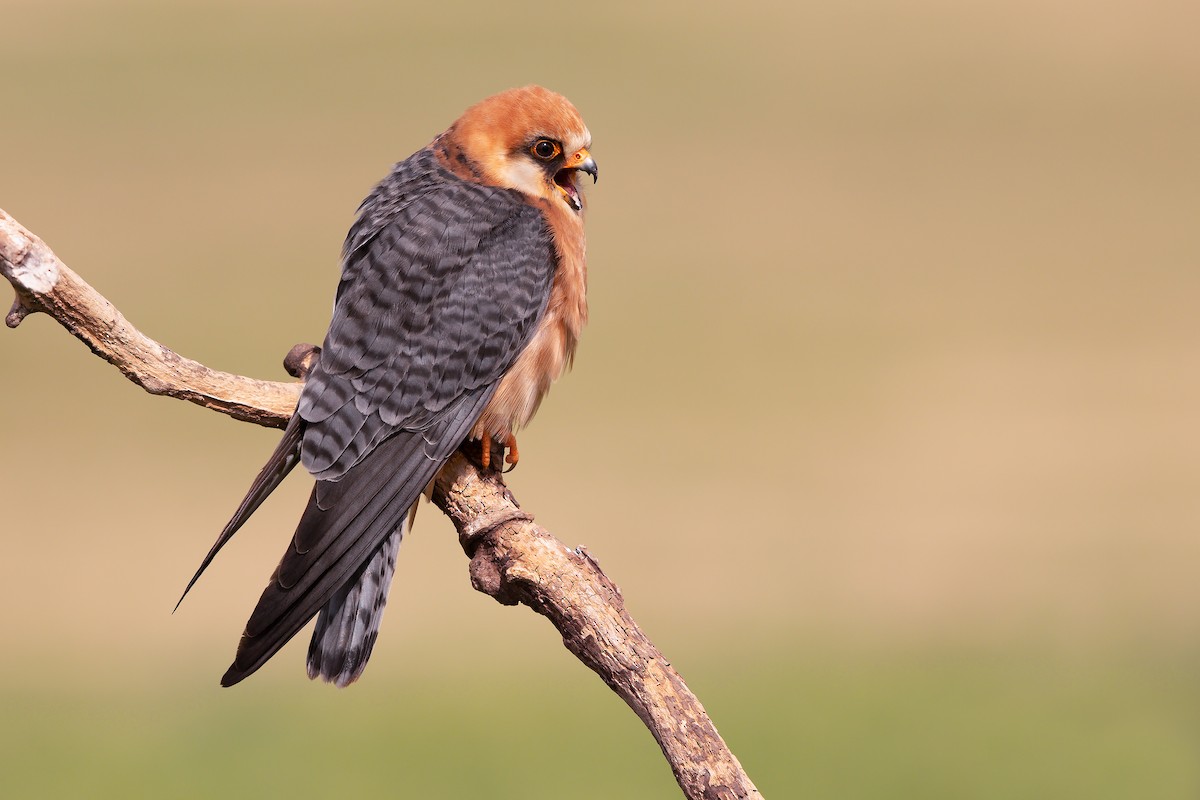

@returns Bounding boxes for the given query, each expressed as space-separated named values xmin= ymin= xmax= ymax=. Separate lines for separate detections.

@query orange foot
xmin=479 ymin=434 xmax=520 ymax=472
xmin=503 ymin=433 xmax=520 ymax=472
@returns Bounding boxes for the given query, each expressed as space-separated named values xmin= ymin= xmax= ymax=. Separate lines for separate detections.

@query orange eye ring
xmin=531 ymin=139 xmax=560 ymax=160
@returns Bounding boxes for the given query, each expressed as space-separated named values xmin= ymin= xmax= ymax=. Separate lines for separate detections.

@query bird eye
xmin=531 ymin=139 xmax=560 ymax=160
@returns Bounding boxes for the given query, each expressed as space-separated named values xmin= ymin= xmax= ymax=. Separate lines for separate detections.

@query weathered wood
xmin=0 ymin=209 xmax=299 ymax=427
xmin=0 ymin=205 xmax=762 ymax=800
xmin=434 ymin=448 xmax=761 ymax=800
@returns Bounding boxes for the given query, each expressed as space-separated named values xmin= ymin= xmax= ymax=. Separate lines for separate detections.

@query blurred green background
xmin=3 ymin=0 xmax=1199 ymax=796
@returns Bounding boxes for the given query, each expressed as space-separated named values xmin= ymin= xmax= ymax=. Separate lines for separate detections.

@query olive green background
xmin=2 ymin=0 xmax=1198 ymax=796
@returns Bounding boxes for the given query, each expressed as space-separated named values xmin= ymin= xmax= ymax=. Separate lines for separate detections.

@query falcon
xmin=179 ymin=86 xmax=597 ymax=687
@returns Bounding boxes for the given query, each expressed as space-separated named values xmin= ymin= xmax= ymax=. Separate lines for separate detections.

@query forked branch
xmin=0 ymin=206 xmax=761 ymax=800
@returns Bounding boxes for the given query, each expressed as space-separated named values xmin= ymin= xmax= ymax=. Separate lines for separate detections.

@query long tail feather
xmin=218 ymin=388 xmax=491 ymax=687
xmin=175 ymin=413 xmax=305 ymax=611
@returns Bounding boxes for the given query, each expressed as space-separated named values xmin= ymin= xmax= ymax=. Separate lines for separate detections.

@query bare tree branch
xmin=432 ymin=450 xmax=762 ymax=799
xmin=0 ymin=209 xmax=300 ymax=427
xmin=0 ymin=206 xmax=762 ymax=800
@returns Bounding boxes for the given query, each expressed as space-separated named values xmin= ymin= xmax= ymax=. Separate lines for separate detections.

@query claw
xmin=480 ymin=434 xmax=518 ymax=472
xmin=503 ymin=433 xmax=520 ymax=473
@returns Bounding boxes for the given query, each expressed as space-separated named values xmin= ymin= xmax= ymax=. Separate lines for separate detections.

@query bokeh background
xmin=3 ymin=0 xmax=1198 ymax=796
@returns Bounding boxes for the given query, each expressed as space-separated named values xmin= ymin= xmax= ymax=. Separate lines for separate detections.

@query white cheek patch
xmin=494 ymin=154 xmax=549 ymax=200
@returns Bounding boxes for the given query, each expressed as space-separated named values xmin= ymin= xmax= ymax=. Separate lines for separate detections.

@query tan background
xmin=2 ymin=0 xmax=1198 ymax=796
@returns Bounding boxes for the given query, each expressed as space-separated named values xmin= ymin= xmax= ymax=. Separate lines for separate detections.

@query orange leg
xmin=480 ymin=437 xmax=492 ymax=470
xmin=503 ymin=433 xmax=520 ymax=471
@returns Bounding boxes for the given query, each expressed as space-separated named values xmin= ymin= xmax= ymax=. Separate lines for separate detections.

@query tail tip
xmin=305 ymin=655 xmax=366 ymax=688
xmin=220 ymin=665 xmax=245 ymax=688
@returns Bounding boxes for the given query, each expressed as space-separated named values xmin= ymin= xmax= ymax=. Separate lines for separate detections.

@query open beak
xmin=554 ymin=148 xmax=598 ymax=211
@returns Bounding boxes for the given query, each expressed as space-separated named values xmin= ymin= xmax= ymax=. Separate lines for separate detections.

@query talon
xmin=503 ymin=433 xmax=519 ymax=473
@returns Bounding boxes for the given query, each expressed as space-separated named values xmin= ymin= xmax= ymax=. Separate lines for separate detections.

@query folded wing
xmin=209 ymin=150 xmax=556 ymax=686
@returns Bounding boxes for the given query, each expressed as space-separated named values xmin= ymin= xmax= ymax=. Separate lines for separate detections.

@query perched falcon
xmin=180 ymin=86 xmax=596 ymax=687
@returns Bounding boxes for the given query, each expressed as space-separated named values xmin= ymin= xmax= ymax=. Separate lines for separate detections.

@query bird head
xmin=446 ymin=86 xmax=597 ymax=213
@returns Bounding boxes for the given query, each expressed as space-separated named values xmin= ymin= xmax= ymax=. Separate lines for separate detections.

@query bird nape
xmin=177 ymin=85 xmax=597 ymax=687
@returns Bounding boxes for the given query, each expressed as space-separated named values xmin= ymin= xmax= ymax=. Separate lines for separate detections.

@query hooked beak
xmin=567 ymin=148 xmax=598 ymax=183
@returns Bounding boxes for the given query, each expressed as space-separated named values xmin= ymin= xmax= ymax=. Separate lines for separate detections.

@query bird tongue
xmin=555 ymin=169 xmax=581 ymax=210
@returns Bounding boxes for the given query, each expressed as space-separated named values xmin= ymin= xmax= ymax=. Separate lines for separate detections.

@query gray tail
xmin=305 ymin=506 xmax=412 ymax=687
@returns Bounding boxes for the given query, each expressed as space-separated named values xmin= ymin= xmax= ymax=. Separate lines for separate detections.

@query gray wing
xmin=216 ymin=150 xmax=556 ymax=685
